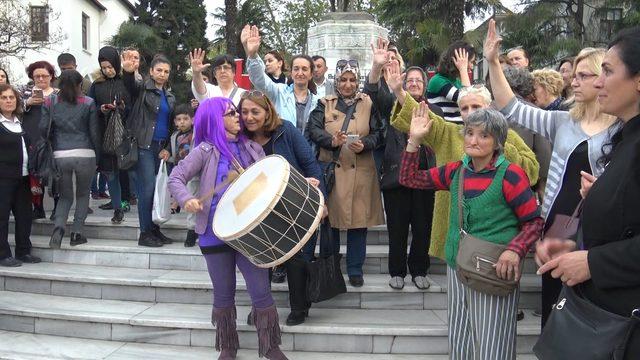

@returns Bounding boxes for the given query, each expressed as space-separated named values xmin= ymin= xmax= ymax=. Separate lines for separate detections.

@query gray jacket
xmin=123 ymin=72 xmax=176 ymax=149
xmin=40 ymin=95 xmax=100 ymax=159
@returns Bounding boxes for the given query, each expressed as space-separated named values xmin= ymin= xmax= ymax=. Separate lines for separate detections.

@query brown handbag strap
xmin=570 ymin=199 xmax=584 ymax=219
xmin=457 ymin=166 xmax=466 ymax=233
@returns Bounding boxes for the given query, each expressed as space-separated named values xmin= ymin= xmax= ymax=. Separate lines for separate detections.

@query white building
xmin=5 ymin=0 xmax=135 ymax=85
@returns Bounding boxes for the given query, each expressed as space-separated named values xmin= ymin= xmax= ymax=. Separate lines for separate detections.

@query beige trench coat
xmin=317 ymin=94 xmax=385 ymax=229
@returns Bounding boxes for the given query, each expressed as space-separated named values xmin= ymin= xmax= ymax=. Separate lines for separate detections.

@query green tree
xmin=280 ymin=0 xmax=329 ymax=54
xmin=109 ymin=22 xmax=164 ymax=68
xmin=131 ymin=0 xmax=208 ymax=102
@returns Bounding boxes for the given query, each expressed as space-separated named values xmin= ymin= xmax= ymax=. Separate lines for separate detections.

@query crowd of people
xmin=0 ymin=19 xmax=638 ymax=360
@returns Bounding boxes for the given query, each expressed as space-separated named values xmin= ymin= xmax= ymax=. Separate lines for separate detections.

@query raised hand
xmin=409 ymin=101 xmax=433 ymax=143
xmin=452 ymin=48 xmax=469 ymax=72
xmin=483 ymin=19 xmax=502 ymax=63
xmin=121 ymin=52 xmax=137 ymax=73
xmin=384 ymin=61 xmax=405 ymax=95
xmin=241 ymin=24 xmax=261 ymax=57
xmin=371 ymin=37 xmax=390 ymax=69
xmin=189 ymin=48 xmax=211 ymax=74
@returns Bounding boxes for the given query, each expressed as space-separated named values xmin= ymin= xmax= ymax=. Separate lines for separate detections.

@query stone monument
xmin=307 ymin=12 xmax=389 ymax=84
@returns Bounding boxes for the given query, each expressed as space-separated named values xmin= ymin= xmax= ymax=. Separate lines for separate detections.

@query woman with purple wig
xmin=168 ymin=97 xmax=288 ymax=360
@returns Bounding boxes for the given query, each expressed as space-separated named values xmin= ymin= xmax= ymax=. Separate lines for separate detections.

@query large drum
xmin=213 ymin=155 xmax=325 ymax=268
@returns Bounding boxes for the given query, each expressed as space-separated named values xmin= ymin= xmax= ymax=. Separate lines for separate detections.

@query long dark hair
xmin=598 ymin=26 xmax=640 ymax=167
xmin=0 ymin=68 xmax=9 ymax=85
xmin=290 ymin=54 xmax=317 ymax=95
xmin=58 ymin=70 xmax=83 ymax=104
xmin=268 ymin=50 xmax=287 ymax=73
xmin=437 ymin=41 xmax=476 ymax=79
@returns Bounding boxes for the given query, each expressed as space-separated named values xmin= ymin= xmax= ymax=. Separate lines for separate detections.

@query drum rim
xmin=213 ymin=154 xmax=291 ymax=240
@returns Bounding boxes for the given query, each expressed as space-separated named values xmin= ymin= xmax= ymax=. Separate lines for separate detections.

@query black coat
xmin=362 ymin=77 xmax=441 ymax=189
xmin=581 ymin=113 xmax=640 ymax=358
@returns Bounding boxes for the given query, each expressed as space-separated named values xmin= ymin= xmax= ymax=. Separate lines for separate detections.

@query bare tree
xmin=0 ymin=0 xmax=65 ymax=60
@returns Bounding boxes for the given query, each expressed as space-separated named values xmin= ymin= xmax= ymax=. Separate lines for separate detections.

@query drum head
xmin=213 ymin=155 xmax=289 ymax=239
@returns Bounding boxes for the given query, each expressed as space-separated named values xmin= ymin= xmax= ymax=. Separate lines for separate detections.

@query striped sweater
xmin=499 ymin=97 xmax=621 ymax=218
xmin=427 ymin=73 xmax=463 ymax=123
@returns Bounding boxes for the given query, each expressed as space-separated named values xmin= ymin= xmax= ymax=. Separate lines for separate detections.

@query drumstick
xmin=197 ymin=170 xmax=240 ymax=203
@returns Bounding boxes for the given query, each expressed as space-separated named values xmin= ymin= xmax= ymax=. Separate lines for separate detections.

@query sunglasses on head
xmin=241 ymin=90 xmax=266 ymax=99
xmin=336 ymin=59 xmax=359 ymax=68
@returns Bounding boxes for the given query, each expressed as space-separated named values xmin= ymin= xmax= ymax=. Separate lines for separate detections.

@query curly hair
xmin=25 ymin=61 xmax=56 ymax=81
xmin=437 ymin=41 xmax=476 ymax=79
xmin=502 ymin=65 xmax=534 ymax=99
xmin=532 ymin=69 xmax=564 ymax=98
xmin=0 ymin=84 xmax=23 ymax=117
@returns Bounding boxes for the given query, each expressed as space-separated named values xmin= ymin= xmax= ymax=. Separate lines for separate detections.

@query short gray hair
xmin=502 ymin=65 xmax=534 ymax=98
xmin=462 ymin=108 xmax=509 ymax=154
xmin=458 ymin=85 xmax=492 ymax=106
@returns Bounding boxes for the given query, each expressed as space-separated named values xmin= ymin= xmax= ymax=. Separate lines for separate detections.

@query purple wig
xmin=193 ymin=97 xmax=246 ymax=161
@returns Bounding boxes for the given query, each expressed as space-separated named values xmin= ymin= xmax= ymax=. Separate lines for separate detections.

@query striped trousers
xmin=447 ymin=266 xmax=519 ymax=360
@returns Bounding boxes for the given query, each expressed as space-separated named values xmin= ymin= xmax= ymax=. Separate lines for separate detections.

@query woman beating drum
xmin=168 ymin=97 xmax=288 ymax=360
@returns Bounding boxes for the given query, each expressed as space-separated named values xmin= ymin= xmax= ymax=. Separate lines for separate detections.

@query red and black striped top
xmin=399 ymin=150 xmax=543 ymax=258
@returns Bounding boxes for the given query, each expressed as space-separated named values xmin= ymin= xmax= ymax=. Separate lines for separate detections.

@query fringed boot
xmin=252 ymin=305 xmax=288 ymax=359
xmin=212 ymin=306 xmax=239 ymax=360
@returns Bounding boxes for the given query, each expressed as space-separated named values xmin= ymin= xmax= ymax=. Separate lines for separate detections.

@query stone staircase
xmin=1 ymin=205 xmax=542 ymax=359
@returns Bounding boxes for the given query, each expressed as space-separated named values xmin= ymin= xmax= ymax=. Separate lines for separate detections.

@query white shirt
xmin=314 ymin=77 xmax=334 ymax=98
xmin=191 ymin=82 xmax=246 ymax=107
xmin=0 ymin=114 xmax=29 ymax=176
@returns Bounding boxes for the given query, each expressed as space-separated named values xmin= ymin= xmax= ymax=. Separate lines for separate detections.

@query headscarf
xmin=97 ymin=46 xmax=121 ymax=78
xmin=334 ymin=59 xmax=360 ymax=105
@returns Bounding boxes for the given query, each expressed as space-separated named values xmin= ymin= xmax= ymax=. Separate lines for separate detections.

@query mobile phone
xmin=346 ymin=134 xmax=360 ymax=145
xmin=33 ymin=89 xmax=43 ymax=98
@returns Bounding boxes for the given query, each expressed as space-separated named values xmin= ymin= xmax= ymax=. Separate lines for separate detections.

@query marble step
xmin=0 ymin=330 xmax=453 ymax=360
xmin=11 ymin=235 xmax=539 ymax=276
xmin=0 ymin=262 xmax=542 ymax=310
xmin=0 ymin=291 xmax=540 ymax=354
xmin=21 ymin=211 xmax=393 ymax=244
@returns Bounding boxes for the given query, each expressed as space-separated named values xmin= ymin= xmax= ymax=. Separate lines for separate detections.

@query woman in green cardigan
xmin=399 ymin=105 xmax=544 ymax=359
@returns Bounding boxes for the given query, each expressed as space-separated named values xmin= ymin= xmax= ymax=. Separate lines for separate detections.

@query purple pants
xmin=203 ymin=250 xmax=274 ymax=309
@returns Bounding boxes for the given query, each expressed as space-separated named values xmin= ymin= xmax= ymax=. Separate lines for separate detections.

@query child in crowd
xmin=160 ymin=104 xmax=198 ymax=246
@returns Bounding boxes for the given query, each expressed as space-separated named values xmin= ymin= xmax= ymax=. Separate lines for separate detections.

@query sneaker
xmin=412 ymin=276 xmax=431 ymax=290
xmin=151 ymin=228 xmax=173 ymax=244
xmin=348 ymin=275 xmax=364 ymax=287
xmin=49 ymin=227 xmax=64 ymax=249
xmin=271 ymin=265 xmax=286 ymax=283
xmin=32 ymin=207 xmax=45 ymax=220
xmin=70 ymin=233 xmax=88 ymax=246
xmin=388 ymin=276 xmax=405 ymax=290
xmin=99 ymin=202 xmax=114 ymax=210
xmin=111 ymin=209 xmax=124 ymax=224
xmin=0 ymin=257 xmax=22 ymax=267
xmin=91 ymin=192 xmax=100 ymax=200
xmin=517 ymin=309 xmax=525 ymax=321
xmin=98 ymin=192 xmax=110 ymax=199
xmin=121 ymin=201 xmax=131 ymax=212
xmin=138 ymin=232 xmax=163 ymax=247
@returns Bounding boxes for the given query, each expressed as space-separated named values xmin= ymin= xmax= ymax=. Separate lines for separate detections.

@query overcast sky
xmin=202 ymin=0 xmax=525 ymax=40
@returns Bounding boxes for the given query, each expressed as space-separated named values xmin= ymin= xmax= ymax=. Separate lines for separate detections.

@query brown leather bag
xmin=544 ymin=200 xmax=583 ymax=240
xmin=455 ymin=168 xmax=521 ymax=297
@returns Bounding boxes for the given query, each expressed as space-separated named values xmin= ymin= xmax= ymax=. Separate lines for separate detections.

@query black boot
xmin=33 ymin=206 xmax=45 ymax=220
xmin=271 ymin=265 xmax=286 ymax=283
xmin=285 ymin=310 xmax=308 ymax=326
xmin=49 ymin=227 xmax=64 ymax=249
xmin=138 ymin=231 xmax=163 ymax=247
xmin=111 ymin=209 xmax=124 ymax=224
xmin=184 ymin=229 xmax=197 ymax=247
xmin=151 ymin=227 xmax=173 ymax=244
xmin=70 ymin=233 xmax=88 ymax=246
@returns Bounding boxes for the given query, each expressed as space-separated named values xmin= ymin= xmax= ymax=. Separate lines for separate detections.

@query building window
xmin=30 ymin=6 xmax=49 ymax=42
xmin=82 ymin=13 xmax=90 ymax=50
xmin=600 ymin=8 xmax=622 ymax=42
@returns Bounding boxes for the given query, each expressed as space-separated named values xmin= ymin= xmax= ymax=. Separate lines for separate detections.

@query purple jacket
xmin=167 ymin=140 xmax=265 ymax=234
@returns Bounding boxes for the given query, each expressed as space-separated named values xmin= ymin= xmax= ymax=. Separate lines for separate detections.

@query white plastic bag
xmin=152 ymin=160 xmax=172 ymax=224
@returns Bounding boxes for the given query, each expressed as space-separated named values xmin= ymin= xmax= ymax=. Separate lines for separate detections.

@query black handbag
xmin=534 ymin=285 xmax=640 ymax=360
xmin=116 ymin=130 xmax=138 ymax=170
xmin=322 ymin=100 xmax=359 ymax=194
xmin=306 ymin=219 xmax=347 ymax=303
xmin=102 ymin=109 xmax=125 ymax=155
xmin=30 ymin=95 xmax=59 ymax=186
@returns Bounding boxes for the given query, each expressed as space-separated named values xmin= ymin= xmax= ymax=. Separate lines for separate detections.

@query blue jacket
xmin=246 ymin=56 xmax=320 ymax=130
xmin=266 ymin=121 xmax=325 ymax=197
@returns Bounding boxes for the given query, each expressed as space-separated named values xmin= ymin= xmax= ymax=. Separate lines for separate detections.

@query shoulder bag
xmin=30 ymin=95 xmax=59 ymax=186
xmin=455 ymin=167 xmax=522 ymax=296
xmin=116 ymin=88 xmax=145 ymax=169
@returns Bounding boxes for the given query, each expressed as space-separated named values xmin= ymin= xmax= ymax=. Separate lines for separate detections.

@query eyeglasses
xmin=241 ymin=90 xmax=266 ymax=99
xmin=336 ymin=59 xmax=359 ymax=68
xmin=405 ymin=78 xmax=424 ymax=85
xmin=223 ymin=108 xmax=238 ymax=117
xmin=573 ymin=72 xmax=598 ymax=82
xmin=214 ymin=64 xmax=233 ymax=72
xmin=33 ymin=74 xmax=51 ymax=79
